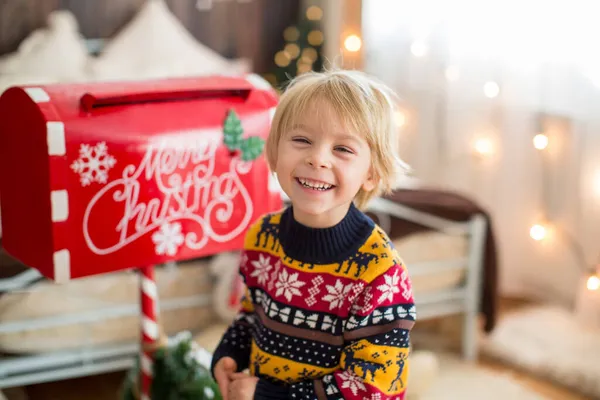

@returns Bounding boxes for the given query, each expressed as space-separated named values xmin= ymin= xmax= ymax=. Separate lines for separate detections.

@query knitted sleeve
xmin=254 ymin=262 xmax=416 ymax=400
xmin=210 ymin=215 xmax=270 ymax=377
xmin=210 ymin=268 xmax=255 ymax=377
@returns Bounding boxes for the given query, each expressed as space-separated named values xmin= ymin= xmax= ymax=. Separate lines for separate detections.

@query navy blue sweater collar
xmin=278 ymin=202 xmax=374 ymax=265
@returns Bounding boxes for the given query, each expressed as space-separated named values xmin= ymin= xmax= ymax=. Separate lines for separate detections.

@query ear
xmin=361 ymin=172 xmax=378 ymax=192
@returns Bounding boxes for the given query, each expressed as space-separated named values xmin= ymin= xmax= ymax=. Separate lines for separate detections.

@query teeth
xmin=298 ymin=178 xmax=333 ymax=190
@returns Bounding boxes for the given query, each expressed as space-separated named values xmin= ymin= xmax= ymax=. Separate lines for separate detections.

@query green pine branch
xmin=121 ymin=332 xmax=222 ymax=400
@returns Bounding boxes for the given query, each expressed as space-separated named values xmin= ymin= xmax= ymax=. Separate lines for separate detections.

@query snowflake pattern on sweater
xmin=211 ymin=206 xmax=416 ymax=400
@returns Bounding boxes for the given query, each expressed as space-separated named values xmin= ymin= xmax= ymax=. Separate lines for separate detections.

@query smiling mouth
xmin=296 ymin=177 xmax=335 ymax=191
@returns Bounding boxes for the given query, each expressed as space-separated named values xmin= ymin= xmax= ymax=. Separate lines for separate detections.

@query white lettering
xmin=82 ymin=130 xmax=255 ymax=256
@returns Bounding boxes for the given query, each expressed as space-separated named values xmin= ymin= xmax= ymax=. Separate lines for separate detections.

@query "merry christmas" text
xmin=83 ymin=131 xmax=255 ymax=256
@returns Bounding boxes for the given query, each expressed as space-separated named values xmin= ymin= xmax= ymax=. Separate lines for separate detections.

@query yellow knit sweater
xmin=211 ymin=204 xmax=416 ymax=399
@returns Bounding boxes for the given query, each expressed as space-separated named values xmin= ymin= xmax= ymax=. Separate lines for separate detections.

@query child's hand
xmin=214 ymin=357 xmax=238 ymax=400
xmin=228 ymin=373 xmax=259 ymax=400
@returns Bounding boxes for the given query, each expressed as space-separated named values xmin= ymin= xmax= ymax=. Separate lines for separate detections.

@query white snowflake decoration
xmin=322 ymin=279 xmax=353 ymax=310
xmin=250 ymin=254 xmax=273 ymax=285
xmin=377 ymin=269 xmax=401 ymax=304
xmin=152 ymin=222 xmax=184 ymax=256
xmin=70 ymin=142 xmax=116 ymax=186
xmin=338 ymin=370 xmax=367 ymax=395
xmin=275 ymin=269 xmax=306 ymax=302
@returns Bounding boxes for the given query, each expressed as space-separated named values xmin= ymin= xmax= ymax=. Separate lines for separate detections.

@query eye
xmin=292 ymin=136 xmax=311 ymax=144
xmin=335 ymin=146 xmax=354 ymax=154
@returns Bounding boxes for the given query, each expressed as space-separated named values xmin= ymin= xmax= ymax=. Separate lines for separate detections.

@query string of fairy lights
xmin=335 ymin=14 xmax=600 ymax=291
xmin=259 ymin=2 xmax=599 ymax=292
xmin=263 ymin=5 xmax=324 ymax=88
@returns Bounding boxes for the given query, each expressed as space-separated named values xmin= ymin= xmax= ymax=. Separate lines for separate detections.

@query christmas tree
xmin=264 ymin=5 xmax=325 ymax=91
xmin=121 ymin=331 xmax=222 ymax=400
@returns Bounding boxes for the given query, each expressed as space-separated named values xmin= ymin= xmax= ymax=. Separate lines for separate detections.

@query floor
xmin=480 ymin=297 xmax=592 ymax=400
xmin=11 ymin=358 xmax=590 ymax=400
xmin=480 ymin=358 xmax=591 ymax=400
xmin=5 ymin=298 xmax=594 ymax=400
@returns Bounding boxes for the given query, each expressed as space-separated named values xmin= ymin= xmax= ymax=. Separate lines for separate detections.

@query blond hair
xmin=266 ymin=69 xmax=410 ymax=209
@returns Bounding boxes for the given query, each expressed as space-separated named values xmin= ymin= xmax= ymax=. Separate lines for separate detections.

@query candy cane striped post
xmin=140 ymin=265 xmax=158 ymax=400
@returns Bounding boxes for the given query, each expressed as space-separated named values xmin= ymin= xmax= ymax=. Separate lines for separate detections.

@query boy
xmin=211 ymin=69 xmax=416 ymax=400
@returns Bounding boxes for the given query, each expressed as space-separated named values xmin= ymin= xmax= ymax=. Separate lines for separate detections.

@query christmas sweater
xmin=211 ymin=203 xmax=416 ymax=400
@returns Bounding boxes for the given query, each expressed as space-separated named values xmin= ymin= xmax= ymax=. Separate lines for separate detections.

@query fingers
xmin=229 ymin=372 xmax=251 ymax=380
xmin=228 ymin=377 xmax=259 ymax=400
xmin=215 ymin=376 xmax=229 ymax=400
xmin=214 ymin=369 xmax=230 ymax=400
xmin=214 ymin=357 xmax=238 ymax=400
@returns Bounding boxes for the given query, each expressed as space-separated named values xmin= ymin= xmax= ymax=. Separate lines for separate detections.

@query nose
xmin=306 ymin=147 xmax=331 ymax=169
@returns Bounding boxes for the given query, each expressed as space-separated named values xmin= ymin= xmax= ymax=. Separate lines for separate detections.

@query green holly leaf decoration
xmin=223 ymin=109 xmax=244 ymax=151
xmin=240 ymin=136 xmax=265 ymax=162
xmin=222 ymin=109 xmax=266 ymax=162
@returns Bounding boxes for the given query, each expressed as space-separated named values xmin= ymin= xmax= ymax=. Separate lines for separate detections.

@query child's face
xmin=275 ymin=99 xmax=376 ymax=227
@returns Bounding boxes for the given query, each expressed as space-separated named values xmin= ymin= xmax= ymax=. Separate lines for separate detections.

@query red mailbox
xmin=0 ymin=76 xmax=282 ymax=282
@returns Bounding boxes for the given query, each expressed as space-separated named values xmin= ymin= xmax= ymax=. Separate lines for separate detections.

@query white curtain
xmin=362 ymin=0 xmax=600 ymax=305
